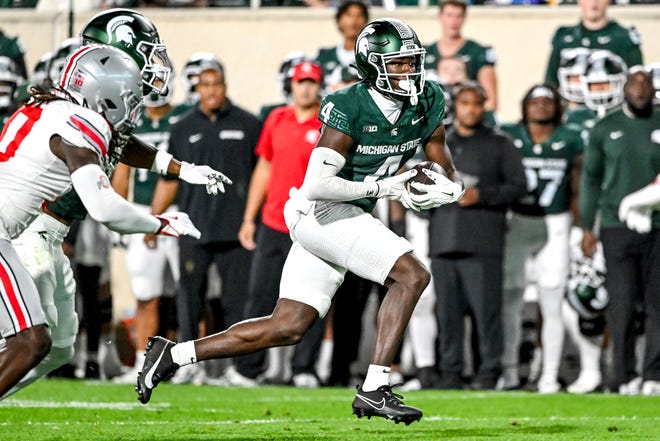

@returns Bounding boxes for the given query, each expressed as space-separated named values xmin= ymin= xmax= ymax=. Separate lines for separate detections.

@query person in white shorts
xmin=137 ymin=18 xmax=465 ymax=426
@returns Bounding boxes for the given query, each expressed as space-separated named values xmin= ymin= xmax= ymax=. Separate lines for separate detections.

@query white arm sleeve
xmin=71 ymin=164 xmax=162 ymax=234
xmin=299 ymin=147 xmax=379 ymax=202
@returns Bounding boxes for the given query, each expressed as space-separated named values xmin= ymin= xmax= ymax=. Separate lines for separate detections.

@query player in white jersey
xmin=0 ymin=45 xmax=204 ymax=398
xmin=3 ymin=10 xmax=232 ymax=398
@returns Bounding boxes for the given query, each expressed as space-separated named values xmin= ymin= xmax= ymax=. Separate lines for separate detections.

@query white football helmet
xmin=59 ymin=45 xmax=144 ymax=147
xmin=181 ymin=52 xmax=218 ymax=103
xmin=48 ymin=38 xmax=81 ymax=85
xmin=580 ymin=50 xmax=627 ymax=112
xmin=557 ymin=47 xmax=591 ymax=103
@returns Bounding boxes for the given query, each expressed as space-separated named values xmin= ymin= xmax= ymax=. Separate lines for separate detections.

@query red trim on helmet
xmin=59 ymin=45 xmax=96 ymax=89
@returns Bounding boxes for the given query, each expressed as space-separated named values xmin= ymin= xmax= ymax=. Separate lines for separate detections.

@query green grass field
xmin=1 ymin=379 xmax=658 ymax=441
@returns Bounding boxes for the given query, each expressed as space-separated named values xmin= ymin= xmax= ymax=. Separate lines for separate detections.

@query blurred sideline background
xmin=2 ymin=6 xmax=660 ymax=122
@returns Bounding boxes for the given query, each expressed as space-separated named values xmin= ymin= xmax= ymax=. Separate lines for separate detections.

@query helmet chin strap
xmin=409 ymin=83 xmax=418 ymax=105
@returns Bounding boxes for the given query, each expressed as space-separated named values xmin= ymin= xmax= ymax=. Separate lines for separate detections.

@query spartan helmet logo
xmin=106 ymin=16 xmax=136 ymax=47
xmin=357 ymin=27 xmax=375 ymax=58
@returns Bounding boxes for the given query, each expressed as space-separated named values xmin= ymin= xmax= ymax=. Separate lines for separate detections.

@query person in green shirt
xmin=545 ymin=0 xmax=642 ymax=92
xmin=561 ymin=50 xmax=627 ymax=395
xmin=424 ymin=0 xmax=497 ymax=112
xmin=580 ymin=67 xmax=660 ymax=396
xmin=500 ymin=84 xmax=583 ymax=393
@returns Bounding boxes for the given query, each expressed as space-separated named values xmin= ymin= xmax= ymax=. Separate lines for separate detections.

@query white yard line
xmin=0 ymin=400 xmax=170 ymax=410
xmin=1 ymin=413 xmax=659 ymax=428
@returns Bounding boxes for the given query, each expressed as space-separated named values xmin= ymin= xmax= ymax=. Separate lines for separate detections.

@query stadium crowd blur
xmin=1 ymin=0 xmax=659 ymax=396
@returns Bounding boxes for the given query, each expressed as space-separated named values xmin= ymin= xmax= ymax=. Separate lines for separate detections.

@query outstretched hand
xmin=179 ymin=162 xmax=233 ymax=195
xmin=155 ymin=212 xmax=201 ymax=239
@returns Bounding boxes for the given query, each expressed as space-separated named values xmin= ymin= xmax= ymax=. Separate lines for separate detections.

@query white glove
xmin=409 ymin=169 xmax=465 ymax=210
xmin=108 ymin=231 xmax=127 ymax=249
xmin=179 ymin=162 xmax=233 ymax=195
xmin=618 ymin=181 xmax=660 ymax=233
xmin=376 ymin=169 xmax=419 ymax=211
xmin=155 ymin=212 xmax=201 ymax=239
xmin=622 ymin=207 xmax=653 ymax=233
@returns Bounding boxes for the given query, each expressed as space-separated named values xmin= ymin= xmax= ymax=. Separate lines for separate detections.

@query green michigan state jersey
xmin=423 ymin=39 xmax=496 ymax=81
xmin=45 ymin=191 xmax=88 ymax=222
xmin=500 ymin=123 xmax=583 ymax=216
xmin=545 ymin=20 xmax=642 ymax=87
xmin=580 ymin=108 xmax=660 ymax=230
xmin=318 ymin=81 xmax=445 ymax=213
xmin=131 ymin=103 xmax=193 ymax=206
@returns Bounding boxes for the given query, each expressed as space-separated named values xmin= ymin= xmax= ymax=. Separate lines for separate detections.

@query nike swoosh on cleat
xmin=144 ymin=348 xmax=167 ymax=389
xmin=357 ymin=395 xmax=386 ymax=410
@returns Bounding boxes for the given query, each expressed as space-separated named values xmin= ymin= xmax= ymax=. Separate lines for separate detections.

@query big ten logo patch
xmin=74 ymin=72 xmax=85 ymax=87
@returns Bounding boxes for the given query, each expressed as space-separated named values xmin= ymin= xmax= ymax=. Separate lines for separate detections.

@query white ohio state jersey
xmin=0 ymin=100 xmax=111 ymax=240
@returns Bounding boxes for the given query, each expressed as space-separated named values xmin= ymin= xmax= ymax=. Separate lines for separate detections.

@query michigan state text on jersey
xmin=317 ymin=80 xmax=446 ymax=212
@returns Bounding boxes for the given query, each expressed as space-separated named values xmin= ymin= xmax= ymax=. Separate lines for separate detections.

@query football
xmin=406 ymin=161 xmax=447 ymax=195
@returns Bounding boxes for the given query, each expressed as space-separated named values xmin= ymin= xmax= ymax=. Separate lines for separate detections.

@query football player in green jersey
xmin=580 ymin=67 xmax=660 ymax=395
xmin=137 ymin=17 xmax=464 ymax=425
xmin=500 ymin=84 xmax=584 ymax=393
xmin=424 ymin=0 xmax=497 ymax=112
xmin=560 ymin=52 xmax=627 ymax=395
xmin=545 ymin=0 xmax=642 ymax=89
xmin=580 ymin=51 xmax=627 ymax=116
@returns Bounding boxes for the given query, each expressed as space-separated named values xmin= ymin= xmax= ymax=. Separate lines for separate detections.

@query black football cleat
xmin=352 ymin=385 xmax=423 ymax=425
xmin=135 ymin=336 xmax=179 ymax=404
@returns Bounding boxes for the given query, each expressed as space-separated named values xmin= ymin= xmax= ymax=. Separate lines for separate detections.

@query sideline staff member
xmin=150 ymin=56 xmax=261 ymax=368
